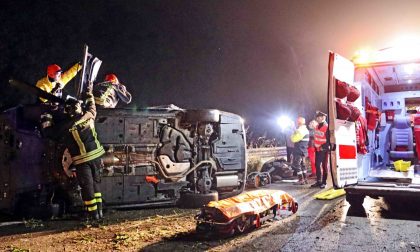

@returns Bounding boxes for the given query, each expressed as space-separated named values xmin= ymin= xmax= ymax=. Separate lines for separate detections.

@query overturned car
xmin=0 ymin=47 xmax=246 ymax=217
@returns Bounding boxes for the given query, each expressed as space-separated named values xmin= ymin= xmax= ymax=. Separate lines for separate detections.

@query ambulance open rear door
xmin=327 ymin=52 xmax=358 ymax=189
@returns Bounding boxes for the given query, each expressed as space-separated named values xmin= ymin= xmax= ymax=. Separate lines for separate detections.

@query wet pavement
xmin=235 ymin=181 xmax=420 ymax=252
xmin=1 ymin=179 xmax=420 ymax=251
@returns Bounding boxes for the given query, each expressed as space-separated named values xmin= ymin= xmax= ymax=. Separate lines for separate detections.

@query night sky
xmin=1 ymin=0 xmax=420 ymax=134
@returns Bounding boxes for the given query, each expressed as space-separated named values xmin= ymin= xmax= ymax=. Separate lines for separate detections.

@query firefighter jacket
xmin=93 ymin=81 xmax=132 ymax=108
xmin=314 ymin=122 xmax=329 ymax=151
xmin=291 ymin=125 xmax=309 ymax=156
xmin=43 ymin=93 xmax=105 ymax=165
xmin=36 ymin=63 xmax=81 ymax=102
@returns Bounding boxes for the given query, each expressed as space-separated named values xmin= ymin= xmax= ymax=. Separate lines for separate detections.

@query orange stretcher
xmin=196 ymin=189 xmax=298 ymax=236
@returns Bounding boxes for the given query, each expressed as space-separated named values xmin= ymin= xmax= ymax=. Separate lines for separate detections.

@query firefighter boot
xmin=79 ymin=209 xmax=99 ymax=227
xmin=94 ymin=193 xmax=103 ymax=219
xmin=89 ymin=209 xmax=100 ymax=221
xmin=98 ymin=209 xmax=103 ymax=220
xmin=96 ymin=199 xmax=104 ymax=219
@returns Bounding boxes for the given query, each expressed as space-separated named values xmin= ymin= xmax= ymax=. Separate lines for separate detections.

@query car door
xmin=327 ymin=52 xmax=358 ymax=188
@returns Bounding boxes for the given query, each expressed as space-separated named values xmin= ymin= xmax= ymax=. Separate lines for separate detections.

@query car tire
xmin=179 ymin=191 xmax=218 ymax=208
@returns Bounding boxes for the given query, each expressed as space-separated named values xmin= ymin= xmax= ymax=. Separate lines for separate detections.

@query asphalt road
xmin=1 ymin=179 xmax=419 ymax=251
xmin=241 ymin=182 xmax=420 ymax=252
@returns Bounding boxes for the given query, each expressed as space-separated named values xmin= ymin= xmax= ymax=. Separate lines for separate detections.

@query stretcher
xmin=196 ymin=189 xmax=298 ymax=236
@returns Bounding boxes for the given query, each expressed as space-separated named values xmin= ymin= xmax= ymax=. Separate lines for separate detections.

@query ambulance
xmin=328 ymin=44 xmax=420 ymax=207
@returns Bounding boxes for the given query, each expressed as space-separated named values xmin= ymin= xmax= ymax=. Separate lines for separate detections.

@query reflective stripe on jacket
xmin=314 ymin=123 xmax=328 ymax=150
xmin=36 ymin=63 xmax=81 ymax=102
xmin=66 ymin=93 xmax=104 ymax=165
xmin=93 ymin=81 xmax=132 ymax=108
xmin=291 ymin=125 xmax=309 ymax=143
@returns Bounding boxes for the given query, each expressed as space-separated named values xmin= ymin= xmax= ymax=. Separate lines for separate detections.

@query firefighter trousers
xmin=291 ymin=154 xmax=307 ymax=178
xmin=75 ymin=158 xmax=103 ymax=215
xmin=315 ymin=150 xmax=329 ymax=184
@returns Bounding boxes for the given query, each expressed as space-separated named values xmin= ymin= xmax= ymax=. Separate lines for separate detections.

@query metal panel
xmin=124 ymin=118 xmax=156 ymax=144
xmin=123 ymin=176 xmax=156 ymax=203
xmin=212 ymin=120 xmax=246 ymax=171
xmin=95 ymin=116 xmax=125 ymax=144
xmin=101 ymin=176 xmax=123 ymax=204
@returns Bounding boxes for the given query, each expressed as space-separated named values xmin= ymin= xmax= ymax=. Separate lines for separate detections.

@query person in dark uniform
xmin=290 ymin=117 xmax=310 ymax=185
xmin=42 ymin=81 xmax=105 ymax=221
xmin=93 ymin=73 xmax=132 ymax=108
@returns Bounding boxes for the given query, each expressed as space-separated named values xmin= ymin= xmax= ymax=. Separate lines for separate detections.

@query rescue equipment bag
xmin=336 ymin=80 xmax=349 ymax=99
xmin=347 ymin=85 xmax=360 ymax=102
xmin=336 ymin=101 xmax=351 ymax=120
xmin=365 ymin=97 xmax=380 ymax=130
xmin=348 ymin=104 xmax=361 ymax=122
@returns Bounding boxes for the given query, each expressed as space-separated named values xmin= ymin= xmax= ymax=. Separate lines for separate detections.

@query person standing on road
xmin=311 ymin=111 xmax=329 ymax=189
xmin=41 ymin=82 xmax=105 ymax=221
xmin=290 ymin=116 xmax=310 ymax=185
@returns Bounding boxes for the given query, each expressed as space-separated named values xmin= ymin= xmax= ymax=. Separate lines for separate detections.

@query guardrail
xmin=247 ymin=146 xmax=286 ymax=161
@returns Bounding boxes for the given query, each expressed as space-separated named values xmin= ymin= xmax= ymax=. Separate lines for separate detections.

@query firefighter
xmin=290 ymin=116 xmax=310 ymax=185
xmin=42 ymin=81 xmax=105 ymax=221
xmin=311 ymin=111 xmax=329 ymax=189
xmin=36 ymin=62 xmax=81 ymax=102
xmin=93 ymin=73 xmax=132 ymax=108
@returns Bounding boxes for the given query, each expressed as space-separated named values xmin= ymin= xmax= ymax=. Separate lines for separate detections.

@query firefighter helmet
xmin=105 ymin=74 xmax=119 ymax=84
xmin=47 ymin=64 xmax=62 ymax=79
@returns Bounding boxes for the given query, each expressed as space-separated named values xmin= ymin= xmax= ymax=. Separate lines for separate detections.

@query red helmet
xmin=47 ymin=64 xmax=62 ymax=79
xmin=105 ymin=74 xmax=119 ymax=84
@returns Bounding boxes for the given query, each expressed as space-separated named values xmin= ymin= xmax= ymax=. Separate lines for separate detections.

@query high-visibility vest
xmin=314 ymin=123 xmax=328 ymax=150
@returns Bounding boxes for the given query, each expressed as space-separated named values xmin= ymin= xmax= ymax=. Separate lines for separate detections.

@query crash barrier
xmin=247 ymin=146 xmax=286 ymax=160
xmin=246 ymin=147 xmax=289 ymax=187
xmin=196 ymin=189 xmax=298 ymax=236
